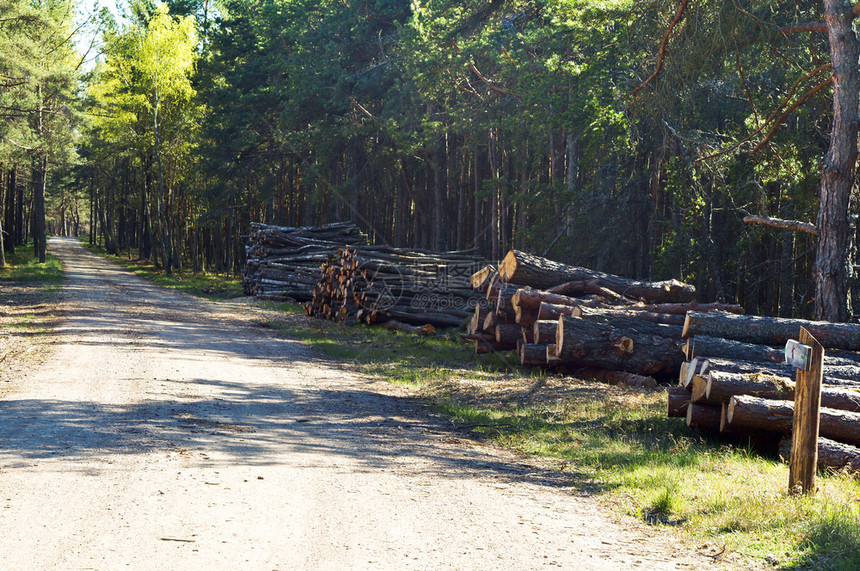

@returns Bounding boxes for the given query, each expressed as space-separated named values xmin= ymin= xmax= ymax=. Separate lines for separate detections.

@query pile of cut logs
xmin=305 ymin=245 xmax=486 ymax=329
xmin=242 ymin=222 xmax=368 ymax=300
xmin=466 ymin=250 xmax=739 ymax=386
xmin=672 ymin=312 xmax=860 ymax=472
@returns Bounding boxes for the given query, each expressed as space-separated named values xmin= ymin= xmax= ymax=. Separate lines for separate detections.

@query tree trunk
xmin=574 ymin=306 xmax=686 ymax=327
xmin=683 ymin=311 xmax=860 ymax=350
xmin=499 ymin=250 xmax=696 ymax=302
xmin=555 ymin=314 xmax=684 ymax=375
xmin=684 ymin=335 xmax=785 ymax=363
xmin=668 ymin=386 xmax=691 ymax=418
xmin=779 ymin=436 xmax=860 ymax=473
xmin=686 ymin=403 xmax=721 ymax=430
xmin=705 ymin=370 xmax=860 ymax=413
xmin=520 ymin=343 xmax=548 ymax=366
xmin=32 ymin=153 xmax=47 ymax=263
xmin=727 ymin=395 xmax=860 ymax=446
xmin=0 ymin=168 xmax=6 ymax=268
xmin=814 ymin=0 xmax=860 ymax=322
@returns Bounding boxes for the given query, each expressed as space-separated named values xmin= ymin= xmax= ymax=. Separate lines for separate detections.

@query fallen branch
xmin=743 ymin=214 xmax=817 ymax=235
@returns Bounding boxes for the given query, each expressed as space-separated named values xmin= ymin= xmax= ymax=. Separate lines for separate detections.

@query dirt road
xmin=0 ymin=237 xmax=726 ymax=569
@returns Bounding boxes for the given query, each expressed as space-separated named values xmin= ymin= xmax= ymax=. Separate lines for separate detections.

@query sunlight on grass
xmin=0 ymin=245 xmax=63 ymax=283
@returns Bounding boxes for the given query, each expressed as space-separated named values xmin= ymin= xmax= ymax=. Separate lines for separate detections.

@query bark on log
xmin=727 ymin=395 xmax=860 ymax=446
xmin=512 ymin=288 xmax=581 ymax=311
xmin=779 ymin=436 xmax=860 ymax=473
xmin=706 ymin=371 xmax=860 ymax=413
xmin=496 ymin=323 xmax=523 ymax=347
xmin=533 ymin=320 xmax=558 ymax=344
xmin=537 ymin=302 xmax=577 ymax=321
xmin=514 ymin=304 xmax=540 ymax=327
xmin=699 ymin=356 xmax=860 ymax=386
xmin=545 ymin=280 xmax=629 ymax=303
xmin=499 ymin=250 xmax=696 ymax=303
xmin=683 ymin=311 xmax=860 ymax=350
xmin=684 ymin=335 xmax=784 ymax=363
xmin=687 ymin=403 xmax=722 ymax=430
xmin=668 ymin=386 xmax=691 ymax=418
xmin=520 ymin=343 xmax=549 ymax=366
xmin=627 ymin=301 xmax=743 ymax=315
xmin=555 ymin=315 xmax=684 ymax=375
xmin=574 ymin=306 xmax=686 ymax=327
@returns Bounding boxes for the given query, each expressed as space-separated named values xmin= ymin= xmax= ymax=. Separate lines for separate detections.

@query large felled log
xmin=533 ymin=320 xmax=558 ymax=344
xmin=726 ymin=395 xmax=860 ymax=446
xmin=545 ymin=280 xmax=629 ymax=303
xmin=512 ymin=288 xmax=583 ymax=311
xmin=555 ymin=315 xmax=684 ymax=375
xmin=684 ymin=335 xmax=784 ymax=363
xmin=779 ymin=437 xmax=860 ymax=473
xmin=537 ymin=301 xmax=577 ymax=321
xmin=668 ymin=386 xmax=691 ymax=418
xmin=706 ymin=371 xmax=860 ymax=413
xmin=699 ymin=357 xmax=860 ymax=386
xmin=495 ymin=323 xmax=522 ymax=347
xmin=683 ymin=311 xmax=860 ymax=350
xmin=520 ymin=343 xmax=549 ymax=366
xmin=499 ymin=250 xmax=696 ymax=303
xmin=628 ymin=301 xmax=744 ymax=315
xmin=687 ymin=403 xmax=722 ymax=430
xmin=574 ymin=306 xmax=686 ymax=327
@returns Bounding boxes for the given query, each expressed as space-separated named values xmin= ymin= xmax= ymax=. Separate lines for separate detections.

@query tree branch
xmin=631 ymin=0 xmax=691 ymax=98
xmin=743 ymin=214 xmax=817 ymax=235
xmin=750 ymin=76 xmax=832 ymax=154
xmin=696 ymin=64 xmax=832 ymax=161
xmin=450 ymin=40 xmax=523 ymax=99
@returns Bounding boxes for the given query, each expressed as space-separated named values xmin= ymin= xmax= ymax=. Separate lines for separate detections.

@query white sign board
xmin=785 ymin=339 xmax=812 ymax=371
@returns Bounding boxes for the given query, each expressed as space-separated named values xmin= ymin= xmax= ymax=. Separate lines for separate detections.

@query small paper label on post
xmin=785 ymin=339 xmax=813 ymax=371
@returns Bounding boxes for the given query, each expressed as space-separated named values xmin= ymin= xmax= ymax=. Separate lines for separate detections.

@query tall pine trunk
xmin=815 ymin=0 xmax=860 ymax=321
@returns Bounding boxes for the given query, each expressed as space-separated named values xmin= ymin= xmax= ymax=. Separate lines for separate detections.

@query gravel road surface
xmin=0 ymin=237 xmax=728 ymax=569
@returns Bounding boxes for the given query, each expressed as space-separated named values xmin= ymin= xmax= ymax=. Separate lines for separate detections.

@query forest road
xmin=0 ymin=237 xmax=729 ymax=570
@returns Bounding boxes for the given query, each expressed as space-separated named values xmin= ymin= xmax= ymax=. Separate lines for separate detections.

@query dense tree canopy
xmin=4 ymin=0 xmax=860 ymax=320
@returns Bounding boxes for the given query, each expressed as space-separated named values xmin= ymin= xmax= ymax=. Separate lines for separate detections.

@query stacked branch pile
xmin=672 ymin=311 xmax=860 ymax=473
xmin=305 ymin=245 xmax=485 ymax=329
xmin=243 ymin=222 xmax=367 ymax=300
xmin=466 ymin=250 xmax=738 ymax=387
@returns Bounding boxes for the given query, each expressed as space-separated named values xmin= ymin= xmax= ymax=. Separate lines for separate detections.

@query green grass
xmin=82 ymin=241 xmax=242 ymax=300
xmin=0 ymin=244 xmax=63 ymax=283
xmin=71 ymin=243 xmax=860 ymax=568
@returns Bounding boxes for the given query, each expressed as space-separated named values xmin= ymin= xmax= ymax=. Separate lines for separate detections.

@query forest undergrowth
xmin=72 ymin=244 xmax=860 ymax=569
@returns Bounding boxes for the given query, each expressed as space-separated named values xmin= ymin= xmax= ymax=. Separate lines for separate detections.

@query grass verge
xmin=0 ymin=244 xmax=63 ymax=283
xmin=76 ymin=252 xmax=860 ymax=569
xmin=82 ymin=241 xmax=242 ymax=300
xmin=0 ymin=242 xmax=64 ymax=383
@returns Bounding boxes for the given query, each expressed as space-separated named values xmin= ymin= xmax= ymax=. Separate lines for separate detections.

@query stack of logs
xmin=466 ymin=250 xmax=739 ymax=386
xmin=305 ymin=245 xmax=486 ymax=329
xmin=671 ymin=312 xmax=860 ymax=473
xmin=242 ymin=222 xmax=367 ymax=300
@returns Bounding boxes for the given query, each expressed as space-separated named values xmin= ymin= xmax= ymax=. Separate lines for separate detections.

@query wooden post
xmin=788 ymin=327 xmax=824 ymax=494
